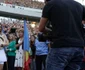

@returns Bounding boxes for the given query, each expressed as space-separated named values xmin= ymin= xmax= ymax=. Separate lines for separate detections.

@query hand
xmin=6 ymin=49 xmax=12 ymax=51
xmin=6 ymin=48 xmax=9 ymax=51
xmin=9 ymin=49 xmax=12 ymax=51
xmin=19 ymin=42 xmax=22 ymax=46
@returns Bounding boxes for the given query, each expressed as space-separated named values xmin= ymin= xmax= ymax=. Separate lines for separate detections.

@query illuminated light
xmin=31 ymin=23 xmax=36 ymax=28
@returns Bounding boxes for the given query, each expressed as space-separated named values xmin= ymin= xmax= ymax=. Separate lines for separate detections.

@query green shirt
xmin=7 ymin=41 xmax=16 ymax=56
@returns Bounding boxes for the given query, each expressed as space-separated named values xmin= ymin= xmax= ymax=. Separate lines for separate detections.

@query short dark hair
xmin=45 ymin=0 xmax=51 ymax=4
xmin=45 ymin=0 xmax=51 ymax=3
xmin=46 ymin=0 xmax=51 ymax=2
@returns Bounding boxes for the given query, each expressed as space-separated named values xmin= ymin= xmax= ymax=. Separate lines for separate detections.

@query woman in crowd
xmin=0 ymin=24 xmax=9 ymax=70
xmin=7 ymin=34 xmax=16 ymax=70
xmin=15 ymin=28 xmax=24 ymax=70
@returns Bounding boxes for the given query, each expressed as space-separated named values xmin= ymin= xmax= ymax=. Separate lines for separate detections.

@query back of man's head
xmin=45 ymin=0 xmax=51 ymax=4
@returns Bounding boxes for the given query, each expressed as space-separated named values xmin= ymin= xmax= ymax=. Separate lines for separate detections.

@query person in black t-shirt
xmin=39 ymin=0 xmax=85 ymax=70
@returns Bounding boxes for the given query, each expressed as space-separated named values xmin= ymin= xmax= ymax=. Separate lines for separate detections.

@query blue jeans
xmin=46 ymin=47 xmax=84 ymax=70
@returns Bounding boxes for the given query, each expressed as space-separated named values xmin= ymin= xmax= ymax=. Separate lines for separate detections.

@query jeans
xmin=46 ymin=47 xmax=84 ymax=70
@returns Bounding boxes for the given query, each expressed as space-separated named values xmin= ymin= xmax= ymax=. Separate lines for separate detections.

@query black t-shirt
xmin=42 ymin=0 xmax=85 ymax=47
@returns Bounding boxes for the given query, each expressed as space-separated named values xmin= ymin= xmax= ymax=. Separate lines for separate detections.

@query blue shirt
xmin=35 ymin=39 xmax=49 ymax=55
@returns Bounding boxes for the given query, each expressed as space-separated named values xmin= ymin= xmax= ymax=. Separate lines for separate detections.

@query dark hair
xmin=8 ymin=33 xmax=15 ymax=42
xmin=10 ymin=28 xmax=16 ymax=33
xmin=46 ymin=0 xmax=51 ymax=2
xmin=45 ymin=0 xmax=51 ymax=4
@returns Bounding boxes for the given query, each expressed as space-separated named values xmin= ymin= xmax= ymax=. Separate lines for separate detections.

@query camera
xmin=38 ymin=21 xmax=53 ymax=42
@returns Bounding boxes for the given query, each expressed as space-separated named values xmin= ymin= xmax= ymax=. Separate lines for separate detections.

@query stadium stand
xmin=0 ymin=0 xmax=44 ymax=9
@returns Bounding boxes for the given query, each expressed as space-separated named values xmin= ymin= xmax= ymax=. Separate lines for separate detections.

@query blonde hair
xmin=18 ymin=28 xmax=24 ymax=33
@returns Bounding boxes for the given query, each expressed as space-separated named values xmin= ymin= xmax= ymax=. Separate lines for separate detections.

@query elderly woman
xmin=0 ymin=24 xmax=9 ymax=70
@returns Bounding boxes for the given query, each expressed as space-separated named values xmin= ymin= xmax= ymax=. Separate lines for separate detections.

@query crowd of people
xmin=0 ymin=21 xmax=51 ymax=70
xmin=0 ymin=19 xmax=84 ymax=70
xmin=0 ymin=0 xmax=85 ymax=70
xmin=0 ymin=0 xmax=44 ymax=9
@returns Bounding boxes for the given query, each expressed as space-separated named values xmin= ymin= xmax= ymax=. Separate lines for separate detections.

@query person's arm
xmin=12 ymin=41 xmax=16 ymax=51
xmin=39 ymin=18 xmax=48 ymax=32
xmin=39 ymin=2 xmax=52 ymax=32
xmin=7 ymin=41 xmax=16 ymax=51
xmin=16 ymin=38 xmax=22 ymax=48
xmin=16 ymin=42 xmax=22 ymax=48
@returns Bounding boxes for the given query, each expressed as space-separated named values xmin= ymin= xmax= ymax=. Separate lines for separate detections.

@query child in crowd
xmin=7 ymin=34 xmax=16 ymax=70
